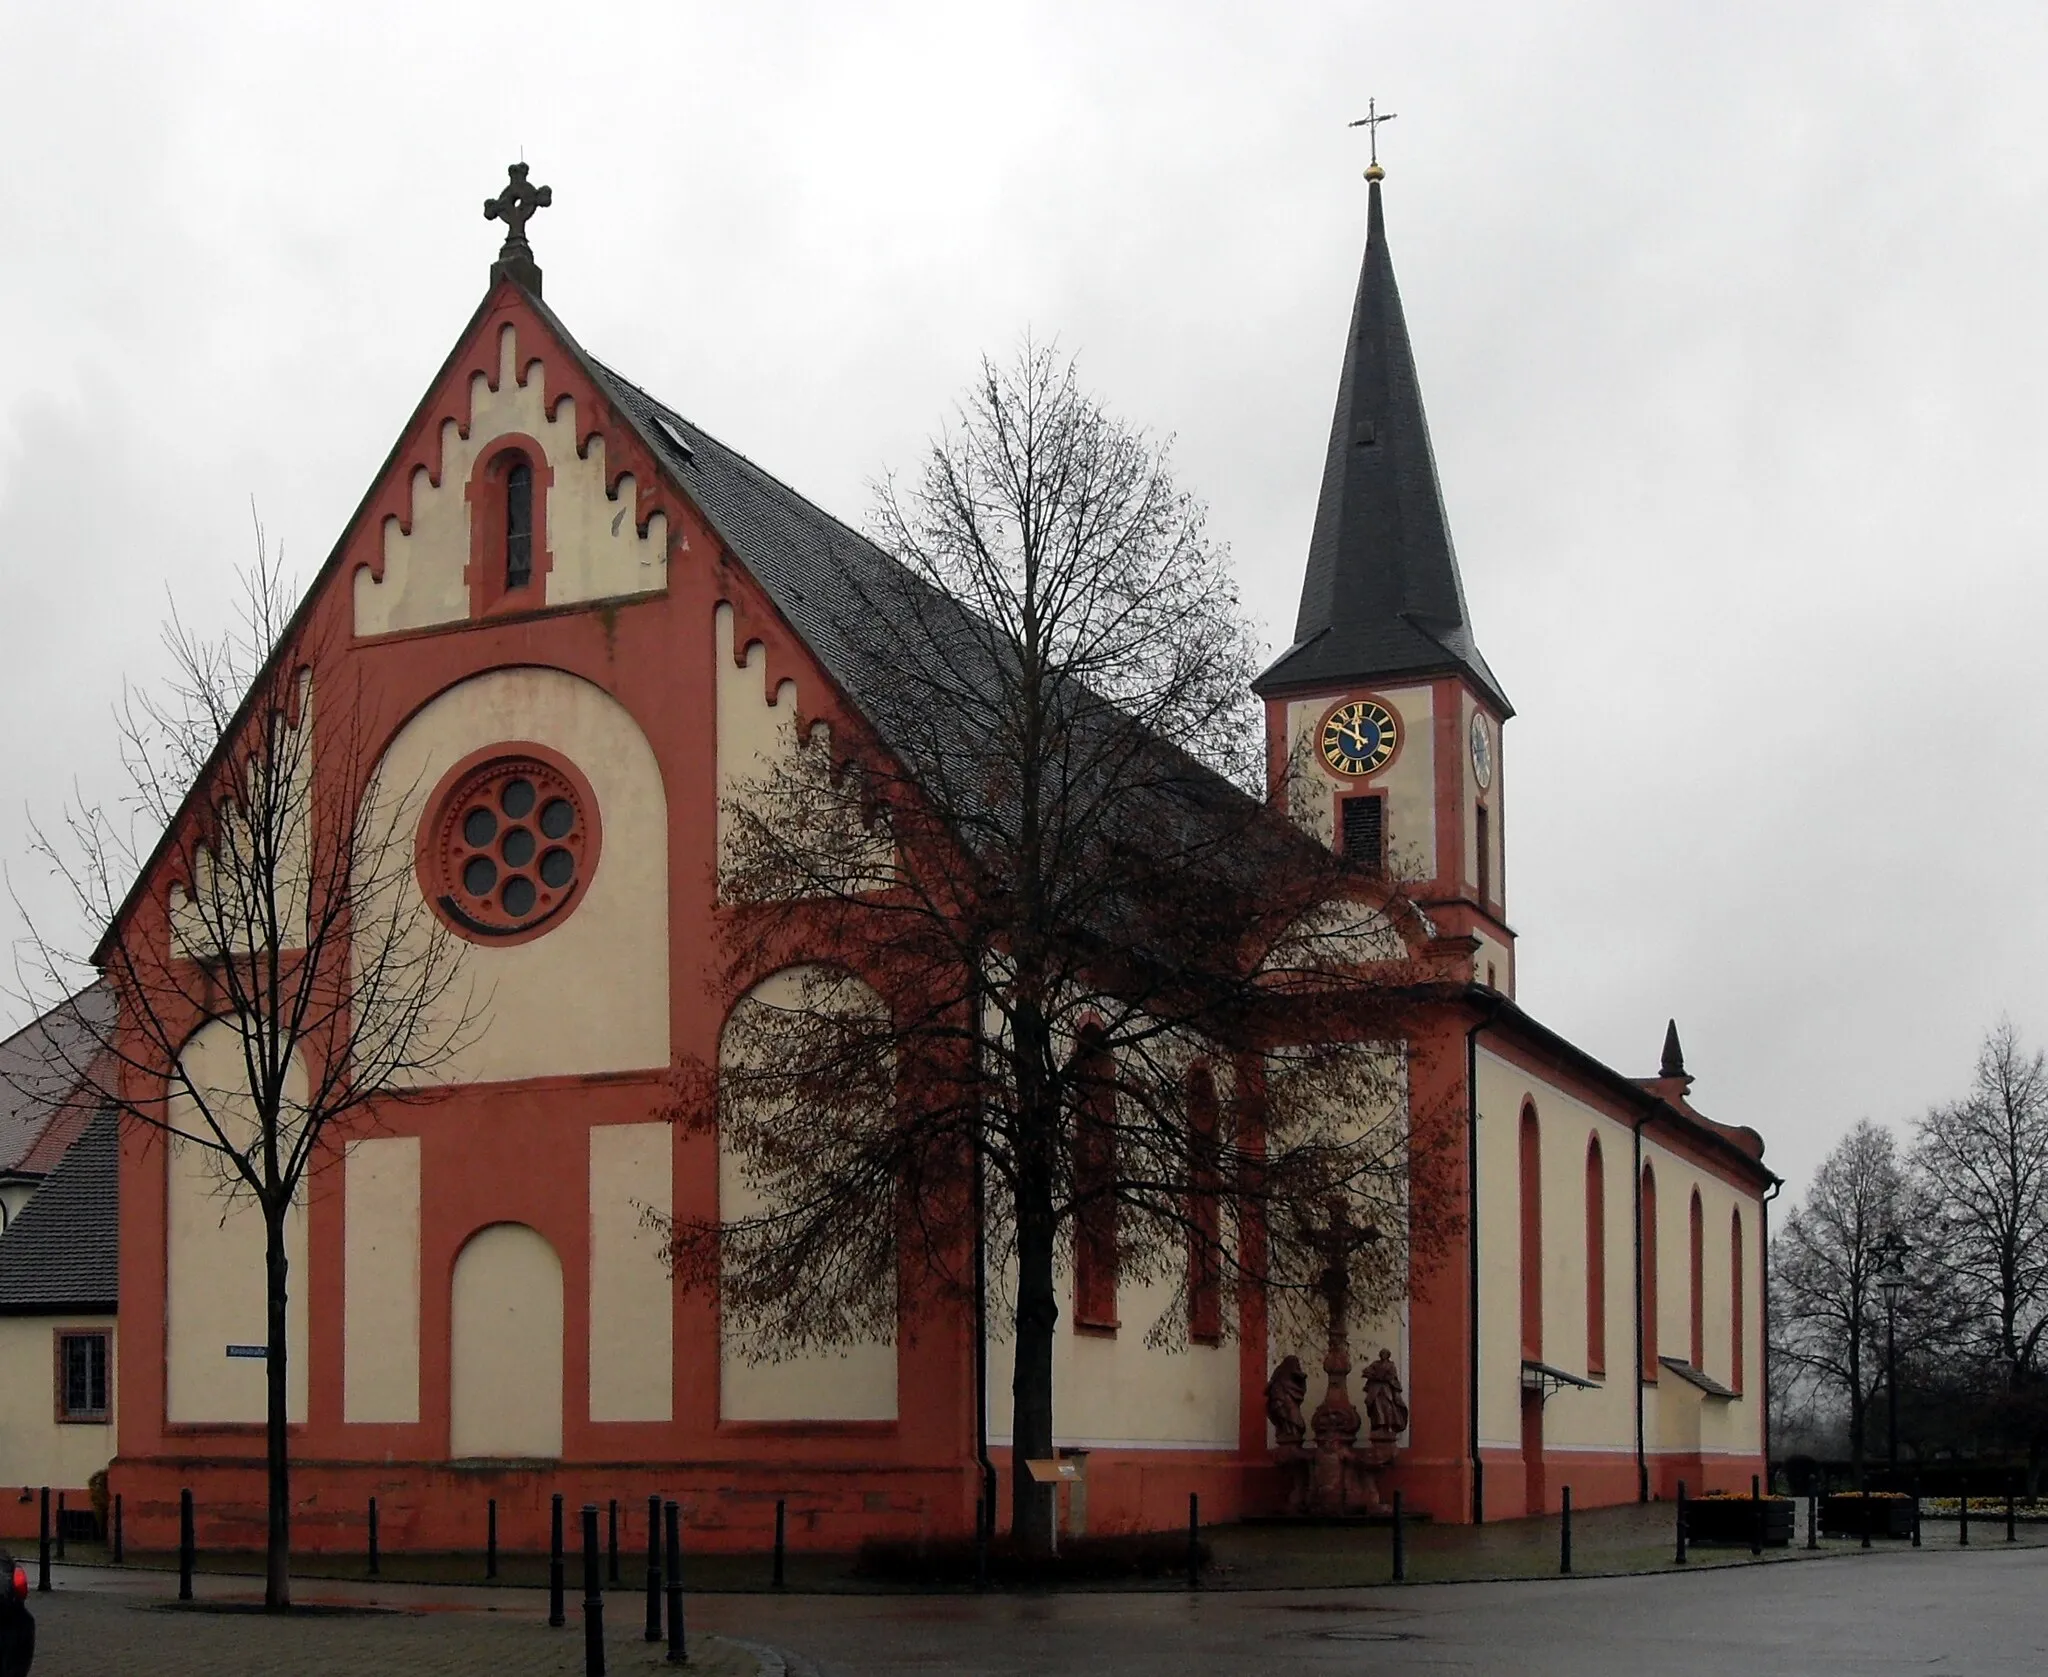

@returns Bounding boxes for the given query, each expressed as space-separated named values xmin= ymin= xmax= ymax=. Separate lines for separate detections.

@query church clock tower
xmin=1255 ymin=151 xmax=1515 ymax=992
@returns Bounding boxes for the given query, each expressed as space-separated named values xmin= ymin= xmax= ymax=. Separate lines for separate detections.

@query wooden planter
xmin=1685 ymin=1497 xmax=1794 ymax=1547
xmin=1819 ymin=1494 xmax=1916 ymax=1539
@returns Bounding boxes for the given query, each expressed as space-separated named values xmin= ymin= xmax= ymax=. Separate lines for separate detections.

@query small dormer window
xmin=505 ymin=459 xmax=534 ymax=590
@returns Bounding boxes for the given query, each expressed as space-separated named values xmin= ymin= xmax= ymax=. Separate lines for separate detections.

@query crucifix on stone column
xmin=484 ymin=162 xmax=553 ymax=295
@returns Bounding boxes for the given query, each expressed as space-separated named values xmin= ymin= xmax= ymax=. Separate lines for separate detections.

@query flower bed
xmin=1685 ymin=1493 xmax=1794 ymax=1547
xmin=1922 ymin=1497 xmax=2048 ymax=1522
xmin=1819 ymin=1491 xmax=1915 ymax=1539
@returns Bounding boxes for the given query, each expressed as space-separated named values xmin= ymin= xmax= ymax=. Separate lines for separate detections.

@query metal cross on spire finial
xmin=1347 ymin=99 xmax=1398 ymax=181
xmin=484 ymin=162 xmax=553 ymax=295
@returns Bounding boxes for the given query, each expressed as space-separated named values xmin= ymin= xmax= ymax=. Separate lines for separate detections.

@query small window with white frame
xmin=57 ymin=1329 xmax=110 ymax=1423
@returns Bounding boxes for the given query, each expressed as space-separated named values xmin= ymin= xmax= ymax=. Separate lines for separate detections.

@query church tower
xmin=1255 ymin=158 xmax=1515 ymax=992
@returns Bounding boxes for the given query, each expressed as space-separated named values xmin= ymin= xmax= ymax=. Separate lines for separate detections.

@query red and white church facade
xmin=91 ymin=166 xmax=1773 ymax=1555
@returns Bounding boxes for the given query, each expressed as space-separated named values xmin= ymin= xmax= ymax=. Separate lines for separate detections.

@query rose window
xmin=423 ymin=752 xmax=598 ymax=941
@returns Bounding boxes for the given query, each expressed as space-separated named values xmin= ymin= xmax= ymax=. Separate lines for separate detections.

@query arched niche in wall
xmin=449 ymin=1221 xmax=564 ymax=1458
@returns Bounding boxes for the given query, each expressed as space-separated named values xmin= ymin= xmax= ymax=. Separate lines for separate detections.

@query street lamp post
xmin=1876 ymin=1236 xmax=1910 ymax=1475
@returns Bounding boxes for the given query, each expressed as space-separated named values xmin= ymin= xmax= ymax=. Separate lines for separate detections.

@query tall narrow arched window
xmin=1072 ymin=1025 xmax=1119 ymax=1333
xmin=1519 ymin=1102 xmax=1542 ymax=1360
xmin=1585 ymin=1135 xmax=1606 ymax=1376
xmin=1730 ymin=1207 xmax=1745 ymax=1394
xmin=1640 ymin=1163 xmax=1659 ymax=1380
xmin=1186 ymin=1066 xmax=1222 ymax=1345
xmin=505 ymin=458 xmax=534 ymax=590
xmin=1689 ymin=1189 xmax=1705 ymax=1369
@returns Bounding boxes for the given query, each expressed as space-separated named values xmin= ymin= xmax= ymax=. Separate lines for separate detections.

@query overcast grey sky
xmin=3 ymin=1 xmax=2043 ymax=1203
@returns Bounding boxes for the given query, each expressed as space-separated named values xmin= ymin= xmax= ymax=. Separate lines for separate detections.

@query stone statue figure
xmin=1363 ymin=1348 xmax=1409 ymax=1438
xmin=1265 ymin=1355 xmax=1309 ymax=1447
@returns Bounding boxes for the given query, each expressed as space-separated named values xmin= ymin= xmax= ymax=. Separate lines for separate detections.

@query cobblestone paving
xmin=23 ymin=1585 xmax=768 ymax=1677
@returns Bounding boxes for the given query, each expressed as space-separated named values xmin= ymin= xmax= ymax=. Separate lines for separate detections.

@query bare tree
xmin=1770 ymin=1120 xmax=1955 ymax=1483
xmin=657 ymin=343 xmax=1461 ymax=1554
xmin=1913 ymin=1020 xmax=2048 ymax=1476
xmin=9 ymin=528 xmax=472 ymax=1609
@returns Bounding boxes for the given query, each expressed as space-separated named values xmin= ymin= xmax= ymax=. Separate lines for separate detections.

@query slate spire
xmin=1660 ymin=1019 xmax=1687 ymax=1080
xmin=1256 ymin=175 xmax=1510 ymax=714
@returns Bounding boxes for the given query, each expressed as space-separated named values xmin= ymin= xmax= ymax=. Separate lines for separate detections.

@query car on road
xmin=0 ymin=1551 xmax=32 ymax=1676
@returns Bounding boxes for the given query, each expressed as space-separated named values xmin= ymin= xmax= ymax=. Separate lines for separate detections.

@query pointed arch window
xmin=1519 ymin=1101 xmax=1542 ymax=1360
xmin=1072 ymin=1026 xmax=1119 ymax=1333
xmin=1640 ymin=1162 xmax=1659 ymax=1380
xmin=1689 ymin=1188 xmax=1706 ymax=1370
xmin=1730 ymin=1207 xmax=1746 ymax=1394
xmin=1187 ymin=1065 xmax=1223 ymax=1345
xmin=1585 ymin=1134 xmax=1606 ymax=1377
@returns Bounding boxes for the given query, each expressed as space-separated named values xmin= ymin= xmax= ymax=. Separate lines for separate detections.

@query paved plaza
xmin=18 ymin=1538 xmax=2048 ymax=1674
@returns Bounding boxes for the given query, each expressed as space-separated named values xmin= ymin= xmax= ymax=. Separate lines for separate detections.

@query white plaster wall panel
xmin=354 ymin=323 xmax=668 ymax=637
xmin=1471 ymin=1048 xmax=1523 ymax=1448
xmin=714 ymin=603 xmax=889 ymax=898
xmin=342 ymin=1136 xmax=421 ymax=1424
xmin=168 ymin=679 xmax=316 ymax=961
xmin=1473 ymin=930 xmax=1514 ymax=993
xmin=165 ymin=1018 xmax=309 ymax=1424
xmin=588 ymin=1121 xmax=674 ymax=1423
xmin=718 ymin=966 xmax=897 ymax=1422
xmin=449 ymin=1222 xmax=564 ymax=1457
xmin=983 ymin=1263 xmax=1240 ymax=1451
xmin=1284 ymin=684 xmax=1435 ymax=878
xmin=359 ymin=666 xmax=669 ymax=1086
xmin=1472 ymin=1050 xmax=1646 ymax=1454
xmin=0 ymin=1318 xmax=118 ymax=1488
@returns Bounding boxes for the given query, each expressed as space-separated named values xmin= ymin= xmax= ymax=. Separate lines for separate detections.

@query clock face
xmin=1320 ymin=700 xmax=1399 ymax=778
xmin=1470 ymin=713 xmax=1493 ymax=789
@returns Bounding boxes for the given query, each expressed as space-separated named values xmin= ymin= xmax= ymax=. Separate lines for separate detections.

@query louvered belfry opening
xmin=1340 ymin=793 xmax=1385 ymax=870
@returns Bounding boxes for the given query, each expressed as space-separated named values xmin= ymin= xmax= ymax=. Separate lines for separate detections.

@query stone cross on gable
xmin=484 ymin=163 xmax=553 ymax=296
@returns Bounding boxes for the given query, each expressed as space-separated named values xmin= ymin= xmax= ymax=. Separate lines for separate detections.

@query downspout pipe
xmin=1761 ymin=1177 xmax=1782 ymax=1482
xmin=1632 ymin=1108 xmax=1652 ymax=1503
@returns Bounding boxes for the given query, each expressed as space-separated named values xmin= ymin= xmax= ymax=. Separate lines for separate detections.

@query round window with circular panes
xmin=419 ymin=747 xmax=601 ymax=945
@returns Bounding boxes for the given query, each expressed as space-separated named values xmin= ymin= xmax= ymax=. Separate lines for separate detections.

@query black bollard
xmin=664 ymin=1499 xmax=686 ymax=1665
xmin=55 ymin=1492 xmax=65 ymax=1562
xmin=1751 ymin=1474 xmax=1764 ymax=1558
xmin=1912 ymin=1477 xmax=1922 ymax=1548
xmin=1560 ymin=1485 xmax=1573 ymax=1575
xmin=37 ymin=1487 xmax=49 ymax=1592
xmin=1675 ymin=1480 xmax=1688 ymax=1565
xmin=644 ymin=1494 xmax=663 ymax=1642
xmin=179 ymin=1488 xmax=194 ymax=1602
xmin=113 ymin=1491 xmax=123 ymax=1564
xmin=608 ymin=1498 xmax=620 ymax=1586
xmin=1807 ymin=1489 xmax=1818 ymax=1550
xmin=1391 ymin=1490 xmax=1406 ymax=1583
xmin=368 ymin=1495 xmax=380 ymax=1577
xmin=773 ymin=1498 xmax=786 ymax=1588
xmin=549 ymin=1492 xmax=566 ymax=1628
xmin=1187 ymin=1492 xmax=1200 ymax=1591
xmin=2008 ymin=1481 xmax=2018 ymax=1544
xmin=1960 ymin=1480 xmax=1970 ymax=1548
xmin=487 ymin=1497 xmax=498 ymax=1580
xmin=582 ymin=1504 xmax=607 ymax=1677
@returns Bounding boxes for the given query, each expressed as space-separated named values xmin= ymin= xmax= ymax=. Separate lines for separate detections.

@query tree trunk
xmin=1011 ymin=1158 xmax=1059 ymax=1557
xmin=264 ymin=1207 xmax=292 ymax=1611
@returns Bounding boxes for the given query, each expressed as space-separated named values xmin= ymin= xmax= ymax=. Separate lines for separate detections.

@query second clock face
xmin=1320 ymin=700 xmax=1399 ymax=777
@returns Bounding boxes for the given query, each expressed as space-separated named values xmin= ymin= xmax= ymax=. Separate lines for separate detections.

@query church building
xmin=57 ymin=160 xmax=1774 ymax=1553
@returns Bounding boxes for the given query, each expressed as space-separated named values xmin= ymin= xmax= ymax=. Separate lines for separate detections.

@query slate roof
xmin=0 ymin=1109 xmax=118 ymax=1313
xmin=0 ymin=985 xmax=112 ymax=1181
xmin=1256 ymin=180 xmax=1510 ymax=715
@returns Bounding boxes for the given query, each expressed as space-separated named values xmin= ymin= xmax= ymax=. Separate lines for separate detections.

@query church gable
xmin=350 ymin=287 xmax=693 ymax=638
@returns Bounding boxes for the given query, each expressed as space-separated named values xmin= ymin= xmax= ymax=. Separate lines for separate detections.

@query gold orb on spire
xmin=1366 ymin=162 xmax=1385 ymax=182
